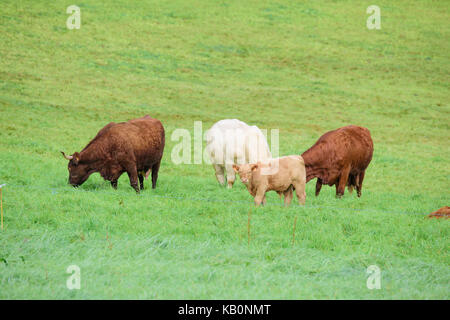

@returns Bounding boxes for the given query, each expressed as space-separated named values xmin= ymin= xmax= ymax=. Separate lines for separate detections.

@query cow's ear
xmin=73 ymin=152 xmax=80 ymax=165
xmin=232 ymin=164 xmax=239 ymax=172
xmin=251 ymin=164 xmax=258 ymax=171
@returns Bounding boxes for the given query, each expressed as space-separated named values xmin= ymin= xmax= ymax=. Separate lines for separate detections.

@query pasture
xmin=0 ymin=0 xmax=449 ymax=299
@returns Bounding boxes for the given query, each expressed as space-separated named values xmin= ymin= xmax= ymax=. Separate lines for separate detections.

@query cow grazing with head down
xmin=61 ymin=115 xmax=165 ymax=193
xmin=301 ymin=125 xmax=373 ymax=198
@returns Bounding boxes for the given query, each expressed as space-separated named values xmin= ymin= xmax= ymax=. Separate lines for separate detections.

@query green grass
xmin=0 ymin=0 xmax=449 ymax=299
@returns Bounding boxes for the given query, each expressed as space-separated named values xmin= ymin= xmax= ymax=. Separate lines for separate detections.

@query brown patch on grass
xmin=428 ymin=206 xmax=450 ymax=219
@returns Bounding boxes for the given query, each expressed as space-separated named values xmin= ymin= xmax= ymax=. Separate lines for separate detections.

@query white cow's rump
xmin=206 ymin=119 xmax=271 ymax=188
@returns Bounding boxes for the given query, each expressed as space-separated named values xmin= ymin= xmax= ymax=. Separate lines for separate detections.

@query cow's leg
xmin=138 ymin=173 xmax=144 ymax=190
xmin=125 ymin=165 xmax=140 ymax=193
xmin=254 ymin=188 xmax=266 ymax=207
xmin=315 ymin=178 xmax=323 ymax=196
xmin=347 ymin=174 xmax=356 ymax=195
xmin=293 ymin=181 xmax=306 ymax=205
xmin=225 ymin=164 xmax=236 ymax=189
xmin=213 ymin=164 xmax=225 ymax=186
xmin=151 ymin=161 xmax=161 ymax=189
xmin=284 ymin=186 xmax=293 ymax=206
xmin=356 ymin=170 xmax=366 ymax=197
xmin=110 ymin=171 xmax=122 ymax=190
xmin=336 ymin=166 xmax=351 ymax=198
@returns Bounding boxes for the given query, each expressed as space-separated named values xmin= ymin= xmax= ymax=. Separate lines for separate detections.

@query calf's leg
xmin=293 ymin=181 xmax=306 ymax=205
xmin=284 ymin=185 xmax=294 ymax=206
xmin=254 ymin=188 xmax=266 ymax=207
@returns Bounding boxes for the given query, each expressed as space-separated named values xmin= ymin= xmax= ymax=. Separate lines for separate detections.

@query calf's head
xmin=232 ymin=163 xmax=258 ymax=185
xmin=61 ymin=151 xmax=92 ymax=187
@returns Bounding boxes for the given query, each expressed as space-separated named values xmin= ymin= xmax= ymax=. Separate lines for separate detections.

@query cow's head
xmin=61 ymin=151 xmax=92 ymax=187
xmin=232 ymin=163 xmax=258 ymax=185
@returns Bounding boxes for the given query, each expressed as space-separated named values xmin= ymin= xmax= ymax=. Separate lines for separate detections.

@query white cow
xmin=205 ymin=119 xmax=271 ymax=188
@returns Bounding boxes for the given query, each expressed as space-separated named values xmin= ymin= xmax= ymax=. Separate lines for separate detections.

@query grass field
xmin=0 ymin=0 xmax=449 ymax=299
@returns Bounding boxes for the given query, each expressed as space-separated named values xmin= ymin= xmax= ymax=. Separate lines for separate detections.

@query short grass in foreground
xmin=0 ymin=0 xmax=449 ymax=299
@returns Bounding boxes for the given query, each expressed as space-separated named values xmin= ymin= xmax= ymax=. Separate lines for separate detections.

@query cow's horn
xmin=61 ymin=151 xmax=73 ymax=160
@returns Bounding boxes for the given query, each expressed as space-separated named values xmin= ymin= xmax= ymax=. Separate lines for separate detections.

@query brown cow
xmin=301 ymin=125 xmax=373 ymax=198
xmin=233 ymin=156 xmax=306 ymax=206
xmin=61 ymin=115 xmax=165 ymax=193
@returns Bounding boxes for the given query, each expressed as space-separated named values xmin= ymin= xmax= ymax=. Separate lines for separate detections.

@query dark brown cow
xmin=301 ymin=125 xmax=373 ymax=197
xmin=61 ymin=115 xmax=165 ymax=193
